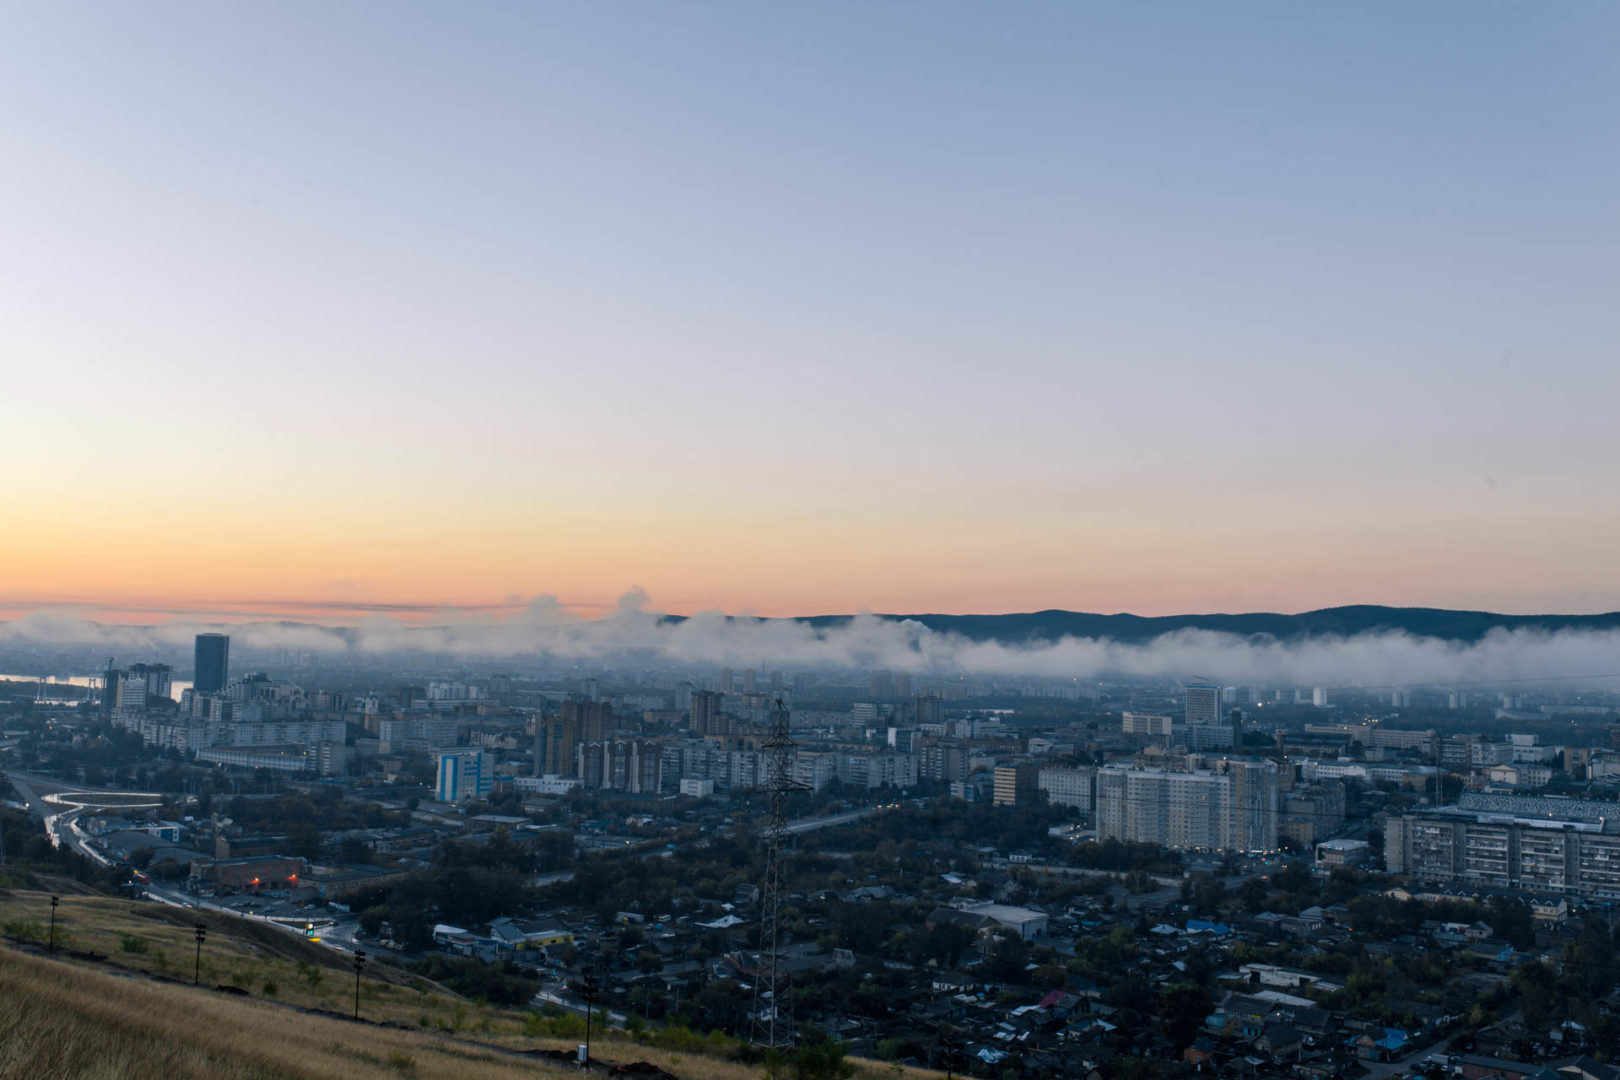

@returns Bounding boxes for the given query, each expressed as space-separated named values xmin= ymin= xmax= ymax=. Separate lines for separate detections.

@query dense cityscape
xmin=4 ymin=626 xmax=1620 ymax=1078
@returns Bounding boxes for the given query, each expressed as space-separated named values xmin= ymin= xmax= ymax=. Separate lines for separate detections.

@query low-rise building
xmin=1315 ymin=838 xmax=1370 ymax=871
xmin=191 ymin=855 xmax=305 ymax=893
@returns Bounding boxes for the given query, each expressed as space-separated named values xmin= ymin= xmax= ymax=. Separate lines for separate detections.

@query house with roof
xmin=1351 ymin=1027 xmax=1408 ymax=1061
xmin=1186 ymin=918 xmax=1235 ymax=938
xmin=1183 ymin=1035 xmax=1219 ymax=1066
xmin=1037 ymin=990 xmax=1084 ymax=1019
xmin=1236 ymin=962 xmax=1344 ymax=995
xmin=1457 ymin=1054 xmax=1543 ymax=1080
xmin=927 ymin=906 xmax=997 ymax=935
xmin=954 ymin=901 xmax=1049 ymax=941
xmin=1558 ymin=1057 xmax=1620 ymax=1080
xmin=486 ymin=915 xmax=573 ymax=954
xmin=1257 ymin=1024 xmax=1303 ymax=1062
xmin=1273 ymin=1005 xmax=1335 ymax=1038
xmin=1211 ymin=992 xmax=1274 ymax=1040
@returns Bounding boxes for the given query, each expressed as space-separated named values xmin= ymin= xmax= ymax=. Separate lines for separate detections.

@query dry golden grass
xmin=0 ymin=889 xmax=495 ymax=1032
xmin=0 ymin=888 xmax=943 ymax=1080
xmin=0 ymin=942 xmax=565 ymax=1080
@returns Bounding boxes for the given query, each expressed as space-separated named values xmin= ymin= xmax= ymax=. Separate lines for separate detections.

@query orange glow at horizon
xmin=5 ymin=503 xmax=1618 ymax=623
xmin=2 ymin=5 xmax=1618 ymax=630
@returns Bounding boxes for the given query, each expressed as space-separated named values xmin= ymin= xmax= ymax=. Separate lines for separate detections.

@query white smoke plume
xmin=4 ymin=591 xmax=1620 ymax=689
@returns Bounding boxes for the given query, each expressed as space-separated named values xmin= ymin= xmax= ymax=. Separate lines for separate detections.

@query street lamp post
xmin=48 ymin=896 xmax=58 ymax=953
xmin=580 ymin=970 xmax=600 ymax=1069
xmin=353 ymin=949 xmax=367 ymax=1020
xmin=937 ymin=1029 xmax=963 ymax=1080
xmin=193 ymin=924 xmax=206 ymax=984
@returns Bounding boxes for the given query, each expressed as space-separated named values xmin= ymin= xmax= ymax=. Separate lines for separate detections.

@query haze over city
xmin=9 ymin=7 xmax=1620 ymax=1080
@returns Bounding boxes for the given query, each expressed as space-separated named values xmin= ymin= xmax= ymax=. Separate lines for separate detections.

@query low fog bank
xmin=5 ymin=592 xmax=1620 ymax=689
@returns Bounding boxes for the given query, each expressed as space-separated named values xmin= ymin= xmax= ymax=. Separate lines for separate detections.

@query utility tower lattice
xmin=751 ymin=698 xmax=808 ymax=1051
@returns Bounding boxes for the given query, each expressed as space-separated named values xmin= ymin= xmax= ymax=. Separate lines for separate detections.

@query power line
xmin=751 ymin=698 xmax=807 ymax=1051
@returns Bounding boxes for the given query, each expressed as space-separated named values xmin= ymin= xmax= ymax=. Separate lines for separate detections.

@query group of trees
xmin=1341 ymin=891 xmax=1537 ymax=949
xmin=348 ymin=829 xmax=566 ymax=949
xmin=409 ymin=954 xmax=534 ymax=1006
xmin=0 ymin=801 xmax=128 ymax=891
xmin=1511 ymin=918 xmax=1618 ymax=1040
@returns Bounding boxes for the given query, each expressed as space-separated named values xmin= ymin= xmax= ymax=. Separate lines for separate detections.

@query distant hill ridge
xmin=779 ymin=605 xmax=1620 ymax=644
xmin=8 ymin=605 xmax=1620 ymax=649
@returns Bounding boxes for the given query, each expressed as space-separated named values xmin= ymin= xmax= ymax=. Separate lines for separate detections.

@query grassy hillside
xmin=0 ymin=885 xmax=479 ymax=1029
xmin=0 ymin=885 xmax=940 ymax=1080
xmin=0 ymin=942 xmax=559 ymax=1080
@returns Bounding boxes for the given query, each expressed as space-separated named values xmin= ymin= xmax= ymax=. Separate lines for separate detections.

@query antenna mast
xmin=751 ymin=697 xmax=807 ymax=1050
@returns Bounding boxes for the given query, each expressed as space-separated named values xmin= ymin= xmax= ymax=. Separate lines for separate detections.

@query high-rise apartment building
xmin=1122 ymin=712 xmax=1174 ymax=738
xmin=914 ymin=695 xmax=945 ymax=727
xmin=993 ymin=763 xmax=1040 ymax=807
xmin=1184 ymin=684 xmax=1222 ymax=726
xmin=1226 ymin=759 xmax=1279 ymax=852
xmin=436 ymin=750 xmax=491 ymax=803
xmin=127 ymin=662 xmax=173 ymax=701
xmin=690 ymin=690 xmax=724 ymax=735
xmin=920 ymin=742 xmax=968 ymax=784
xmin=1385 ymin=795 xmax=1620 ymax=900
xmin=194 ymin=634 xmax=230 ymax=693
xmin=1037 ymin=766 xmax=1096 ymax=809
xmin=534 ymin=716 xmax=578 ymax=777
xmin=100 ymin=661 xmax=123 ymax=719
xmin=112 ymin=672 xmax=147 ymax=712
xmin=1095 ymin=759 xmax=1277 ymax=853
xmin=577 ymin=738 xmax=663 ymax=793
xmin=561 ymin=699 xmax=615 ymax=742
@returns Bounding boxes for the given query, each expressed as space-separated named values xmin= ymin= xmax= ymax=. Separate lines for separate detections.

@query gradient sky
xmin=3 ymin=2 xmax=1618 ymax=623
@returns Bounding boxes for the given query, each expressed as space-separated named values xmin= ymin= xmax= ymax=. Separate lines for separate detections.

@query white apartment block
xmin=1095 ymin=760 xmax=1277 ymax=853
xmin=1037 ymin=766 xmax=1095 ymax=809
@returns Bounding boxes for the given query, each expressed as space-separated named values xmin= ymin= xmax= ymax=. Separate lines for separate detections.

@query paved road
xmin=1358 ymin=1042 xmax=1443 ymax=1080
xmin=144 ymin=881 xmax=373 ymax=955
xmin=531 ymin=870 xmax=576 ymax=887
xmin=5 ymin=770 xmax=170 ymax=861
xmin=532 ymin=984 xmax=627 ymax=1026
xmin=784 ymin=806 xmax=884 ymax=835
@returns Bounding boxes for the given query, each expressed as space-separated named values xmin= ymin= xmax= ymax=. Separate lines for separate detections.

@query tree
xmin=1512 ymin=959 xmax=1560 ymax=1031
xmin=286 ymin=821 xmax=323 ymax=860
xmin=339 ymin=836 xmax=373 ymax=864
xmin=1108 ymin=974 xmax=1156 ymax=1019
xmin=982 ymin=934 xmax=1030 ymax=984
xmin=1564 ymin=918 xmax=1614 ymax=998
xmin=1160 ymin=982 xmax=1213 ymax=1050
xmin=1489 ymin=896 xmax=1536 ymax=951
xmin=792 ymin=1039 xmax=856 ymax=1080
xmin=1193 ymin=876 xmax=1226 ymax=914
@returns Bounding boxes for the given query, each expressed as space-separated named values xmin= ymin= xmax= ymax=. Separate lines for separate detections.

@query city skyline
xmin=4 ymin=3 xmax=1618 ymax=621
xmin=6 ymin=6 xmax=1620 ymax=1073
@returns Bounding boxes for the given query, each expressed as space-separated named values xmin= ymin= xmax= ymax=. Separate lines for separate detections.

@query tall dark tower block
xmin=194 ymin=633 xmax=230 ymax=693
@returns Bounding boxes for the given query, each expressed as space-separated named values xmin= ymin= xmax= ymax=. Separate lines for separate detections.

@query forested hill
xmin=787 ymin=605 xmax=1620 ymax=645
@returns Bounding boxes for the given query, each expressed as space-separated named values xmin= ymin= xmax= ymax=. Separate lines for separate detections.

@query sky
xmin=2 ymin=2 xmax=1617 ymax=625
